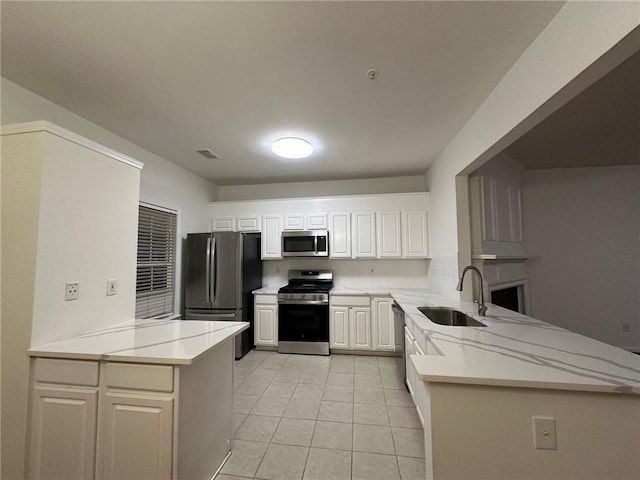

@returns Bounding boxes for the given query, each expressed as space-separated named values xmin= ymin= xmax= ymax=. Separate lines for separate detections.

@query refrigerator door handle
xmin=211 ymin=237 xmax=217 ymax=303
xmin=205 ymin=236 xmax=212 ymax=304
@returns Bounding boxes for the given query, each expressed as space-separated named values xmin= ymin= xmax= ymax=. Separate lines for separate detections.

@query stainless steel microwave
xmin=282 ymin=230 xmax=329 ymax=257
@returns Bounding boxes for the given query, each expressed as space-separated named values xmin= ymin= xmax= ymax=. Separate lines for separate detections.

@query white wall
xmin=424 ymin=3 xmax=639 ymax=297
xmin=1 ymin=78 xmax=219 ymax=314
xmin=218 ymin=175 xmax=426 ymax=201
xmin=523 ymin=166 xmax=640 ymax=350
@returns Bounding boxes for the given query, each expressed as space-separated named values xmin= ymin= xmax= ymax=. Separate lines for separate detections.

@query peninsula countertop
xmin=27 ymin=319 xmax=249 ymax=365
xmin=389 ymin=289 xmax=640 ymax=395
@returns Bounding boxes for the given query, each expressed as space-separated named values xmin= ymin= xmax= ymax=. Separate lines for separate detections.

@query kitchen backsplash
xmin=264 ymin=258 xmax=431 ymax=289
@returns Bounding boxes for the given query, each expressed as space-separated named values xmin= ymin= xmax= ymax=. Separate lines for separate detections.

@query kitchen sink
xmin=418 ymin=306 xmax=486 ymax=327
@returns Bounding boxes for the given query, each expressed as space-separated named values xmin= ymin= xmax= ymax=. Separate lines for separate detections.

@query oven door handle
xmin=278 ymin=300 xmax=329 ymax=306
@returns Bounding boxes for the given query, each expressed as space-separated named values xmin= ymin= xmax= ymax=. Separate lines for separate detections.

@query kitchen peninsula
xmin=392 ymin=290 xmax=640 ymax=480
xmin=27 ymin=319 xmax=248 ymax=480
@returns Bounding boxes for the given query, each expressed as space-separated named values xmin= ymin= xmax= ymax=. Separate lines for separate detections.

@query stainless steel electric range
xmin=277 ymin=270 xmax=333 ymax=355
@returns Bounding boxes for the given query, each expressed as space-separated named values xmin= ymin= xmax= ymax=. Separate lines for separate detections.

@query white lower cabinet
xmin=99 ymin=393 xmax=173 ymax=480
xmin=254 ymin=294 xmax=278 ymax=346
xmin=28 ymin=342 xmax=236 ymax=480
xmin=404 ymin=327 xmax=417 ymax=400
xmin=255 ymin=305 xmax=278 ymax=346
xmin=330 ymin=296 xmax=371 ymax=350
xmin=29 ymin=386 xmax=98 ymax=480
xmin=329 ymin=307 xmax=350 ymax=348
xmin=372 ymin=297 xmax=394 ymax=351
xmin=404 ymin=326 xmax=428 ymax=428
xmin=349 ymin=307 xmax=372 ymax=349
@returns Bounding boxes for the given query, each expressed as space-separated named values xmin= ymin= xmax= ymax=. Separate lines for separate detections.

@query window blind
xmin=135 ymin=205 xmax=177 ymax=318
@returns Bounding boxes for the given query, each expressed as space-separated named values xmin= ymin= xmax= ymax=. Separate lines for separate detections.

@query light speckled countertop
xmin=28 ymin=319 xmax=249 ymax=365
xmin=389 ymin=289 xmax=640 ymax=395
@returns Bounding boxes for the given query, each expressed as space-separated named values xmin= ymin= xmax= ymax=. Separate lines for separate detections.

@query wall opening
xmin=490 ymin=284 xmax=525 ymax=314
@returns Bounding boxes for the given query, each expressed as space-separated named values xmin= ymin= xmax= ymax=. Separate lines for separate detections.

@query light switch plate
xmin=533 ymin=416 xmax=557 ymax=450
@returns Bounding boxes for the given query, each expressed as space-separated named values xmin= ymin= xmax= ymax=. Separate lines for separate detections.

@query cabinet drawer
xmin=255 ymin=294 xmax=278 ymax=305
xmin=330 ymin=295 xmax=370 ymax=307
xmin=34 ymin=358 xmax=99 ymax=386
xmin=104 ymin=363 xmax=174 ymax=393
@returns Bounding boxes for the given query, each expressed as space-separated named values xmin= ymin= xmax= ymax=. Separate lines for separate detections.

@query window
xmin=135 ymin=204 xmax=177 ymax=318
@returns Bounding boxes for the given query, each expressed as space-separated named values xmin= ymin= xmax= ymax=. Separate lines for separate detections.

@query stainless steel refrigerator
xmin=184 ymin=232 xmax=262 ymax=359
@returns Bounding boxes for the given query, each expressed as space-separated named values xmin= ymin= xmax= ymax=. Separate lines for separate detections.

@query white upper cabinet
xmin=236 ymin=215 xmax=261 ymax=232
xmin=376 ymin=211 xmax=402 ymax=258
xmin=261 ymin=215 xmax=283 ymax=259
xmin=402 ymin=211 xmax=429 ymax=258
xmin=329 ymin=212 xmax=351 ymax=258
xmin=283 ymin=214 xmax=305 ymax=230
xmin=211 ymin=216 xmax=235 ymax=232
xmin=469 ymin=154 xmax=526 ymax=257
xmin=351 ymin=211 xmax=376 ymax=258
xmin=306 ymin=213 xmax=328 ymax=230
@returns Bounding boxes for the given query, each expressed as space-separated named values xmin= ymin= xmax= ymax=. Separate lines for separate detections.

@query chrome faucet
xmin=456 ymin=265 xmax=487 ymax=316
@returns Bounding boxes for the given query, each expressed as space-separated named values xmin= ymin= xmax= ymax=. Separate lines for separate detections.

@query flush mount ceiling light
xmin=271 ymin=137 xmax=313 ymax=159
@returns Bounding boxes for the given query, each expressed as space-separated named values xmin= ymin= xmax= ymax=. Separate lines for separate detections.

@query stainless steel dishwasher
xmin=392 ymin=301 xmax=407 ymax=390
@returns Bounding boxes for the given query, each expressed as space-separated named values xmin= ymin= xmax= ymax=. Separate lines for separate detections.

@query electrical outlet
xmin=533 ymin=416 xmax=557 ymax=450
xmin=106 ymin=279 xmax=118 ymax=296
xmin=622 ymin=323 xmax=631 ymax=333
xmin=65 ymin=282 xmax=79 ymax=301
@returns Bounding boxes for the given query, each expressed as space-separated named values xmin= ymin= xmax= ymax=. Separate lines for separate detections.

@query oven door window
xmin=279 ymin=303 xmax=329 ymax=342
xmin=283 ymin=236 xmax=315 ymax=253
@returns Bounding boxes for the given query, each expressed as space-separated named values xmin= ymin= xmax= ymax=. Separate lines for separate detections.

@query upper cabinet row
xmin=214 ymin=210 xmax=428 ymax=260
xmin=208 ymin=192 xmax=430 ymax=260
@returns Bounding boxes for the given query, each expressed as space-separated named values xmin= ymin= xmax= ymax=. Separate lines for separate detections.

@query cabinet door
xmin=376 ymin=211 xmax=402 ymax=258
xmin=352 ymin=211 xmax=376 ymax=258
xmin=402 ymin=211 xmax=429 ymax=258
xmin=372 ymin=297 xmax=394 ymax=351
xmin=329 ymin=213 xmax=351 ymax=258
xmin=404 ymin=327 xmax=416 ymax=399
xmin=237 ymin=215 xmax=261 ymax=232
xmin=212 ymin=216 xmax=236 ymax=232
xmin=255 ymin=305 xmax=278 ymax=346
xmin=306 ymin=213 xmax=328 ymax=230
xmin=330 ymin=307 xmax=349 ymax=348
xmin=284 ymin=214 xmax=305 ymax=230
xmin=99 ymin=393 xmax=173 ymax=480
xmin=29 ymin=386 xmax=98 ymax=480
xmin=261 ymin=215 xmax=283 ymax=259
xmin=413 ymin=342 xmax=426 ymax=427
xmin=349 ymin=307 xmax=372 ymax=350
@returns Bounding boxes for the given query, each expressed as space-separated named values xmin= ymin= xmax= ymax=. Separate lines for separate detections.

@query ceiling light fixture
xmin=271 ymin=137 xmax=313 ymax=159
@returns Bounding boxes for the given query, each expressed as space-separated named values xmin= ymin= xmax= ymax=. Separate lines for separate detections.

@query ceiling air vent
xmin=196 ymin=149 xmax=221 ymax=160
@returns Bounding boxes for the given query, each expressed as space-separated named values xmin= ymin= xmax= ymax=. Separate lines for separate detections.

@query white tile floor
xmin=218 ymin=350 xmax=426 ymax=480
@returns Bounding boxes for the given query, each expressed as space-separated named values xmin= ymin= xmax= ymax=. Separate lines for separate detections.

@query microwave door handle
xmin=314 ymin=235 xmax=318 ymax=253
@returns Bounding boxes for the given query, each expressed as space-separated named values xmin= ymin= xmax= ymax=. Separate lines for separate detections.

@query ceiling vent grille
xmin=196 ymin=149 xmax=221 ymax=160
